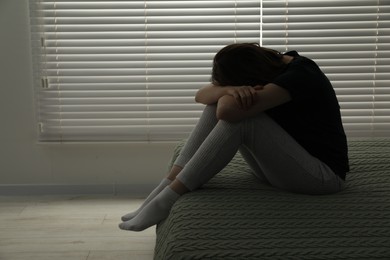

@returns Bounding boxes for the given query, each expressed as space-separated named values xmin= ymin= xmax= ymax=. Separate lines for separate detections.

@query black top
xmin=267 ymin=51 xmax=349 ymax=180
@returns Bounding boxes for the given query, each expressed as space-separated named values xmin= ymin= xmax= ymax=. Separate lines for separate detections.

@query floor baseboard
xmin=0 ymin=183 xmax=154 ymax=196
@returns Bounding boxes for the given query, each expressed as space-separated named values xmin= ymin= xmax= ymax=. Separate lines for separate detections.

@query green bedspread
xmin=154 ymin=138 xmax=390 ymax=260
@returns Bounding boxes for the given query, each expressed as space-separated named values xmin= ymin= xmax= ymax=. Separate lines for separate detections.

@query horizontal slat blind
xmin=263 ymin=0 xmax=390 ymax=137
xmin=30 ymin=0 xmax=390 ymax=141
xmin=29 ymin=0 xmax=261 ymax=141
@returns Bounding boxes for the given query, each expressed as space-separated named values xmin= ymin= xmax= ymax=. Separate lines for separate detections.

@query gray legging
xmin=174 ymin=104 xmax=345 ymax=195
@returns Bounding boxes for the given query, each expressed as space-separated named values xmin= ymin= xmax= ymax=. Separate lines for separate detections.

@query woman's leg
xmin=119 ymin=119 xmax=243 ymax=231
xmin=174 ymin=120 xmax=242 ymax=190
xmin=238 ymin=145 xmax=270 ymax=184
xmin=170 ymin=104 xmax=219 ymax=173
xmin=174 ymin=114 xmax=344 ymax=195
xmin=238 ymin=113 xmax=345 ymax=195
xmin=119 ymin=113 xmax=345 ymax=231
xmin=121 ymin=105 xmax=218 ymax=221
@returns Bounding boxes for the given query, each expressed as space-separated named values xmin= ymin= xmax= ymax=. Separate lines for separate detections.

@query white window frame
xmin=29 ymin=0 xmax=390 ymax=142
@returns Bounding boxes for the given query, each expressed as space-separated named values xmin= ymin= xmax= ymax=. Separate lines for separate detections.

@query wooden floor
xmin=0 ymin=195 xmax=155 ymax=260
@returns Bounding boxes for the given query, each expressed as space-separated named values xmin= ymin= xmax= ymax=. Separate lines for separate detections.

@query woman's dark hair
xmin=211 ymin=43 xmax=287 ymax=86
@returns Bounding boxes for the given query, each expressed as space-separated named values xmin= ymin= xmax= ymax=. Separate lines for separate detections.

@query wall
xmin=0 ymin=0 xmax=177 ymax=196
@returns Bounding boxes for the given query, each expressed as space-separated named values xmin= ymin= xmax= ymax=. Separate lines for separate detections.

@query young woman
xmin=119 ymin=43 xmax=349 ymax=232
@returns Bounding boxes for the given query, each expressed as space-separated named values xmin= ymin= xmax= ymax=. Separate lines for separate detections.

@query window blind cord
xmin=144 ymin=0 xmax=151 ymax=142
xmin=284 ymin=0 xmax=289 ymax=53
xmin=234 ymin=0 xmax=237 ymax=43
xmin=259 ymin=0 xmax=263 ymax=46
xmin=371 ymin=1 xmax=380 ymax=136
xmin=53 ymin=0 xmax=63 ymax=142
xmin=39 ymin=0 xmax=47 ymax=135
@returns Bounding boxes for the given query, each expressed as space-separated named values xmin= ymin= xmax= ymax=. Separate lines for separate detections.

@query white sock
xmin=121 ymin=178 xmax=172 ymax=221
xmin=118 ymin=186 xmax=180 ymax=231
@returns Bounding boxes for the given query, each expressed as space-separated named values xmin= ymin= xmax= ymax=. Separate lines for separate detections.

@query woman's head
xmin=211 ymin=43 xmax=286 ymax=86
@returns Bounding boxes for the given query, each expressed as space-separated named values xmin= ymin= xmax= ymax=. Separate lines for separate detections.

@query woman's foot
xmin=121 ymin=178 xmax=172 ymax=221
xmin=119 ymin=186 xmax=180 ymax=231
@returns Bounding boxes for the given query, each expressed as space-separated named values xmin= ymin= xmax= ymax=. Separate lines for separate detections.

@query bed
xmin=154 ymin=138 xmax=390 ymax=260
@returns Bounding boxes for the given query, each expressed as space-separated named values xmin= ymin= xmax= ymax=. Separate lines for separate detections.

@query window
xmin=29 ymin=0 xmax=390 ymax=142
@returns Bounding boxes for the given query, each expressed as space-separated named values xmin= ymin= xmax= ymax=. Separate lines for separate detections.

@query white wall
xmin=0 ymin=0 xmax=177 ymax=195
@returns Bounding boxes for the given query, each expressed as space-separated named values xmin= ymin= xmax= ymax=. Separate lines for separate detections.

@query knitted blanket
xmin=154 ymin=139 xmax=390 ymax=260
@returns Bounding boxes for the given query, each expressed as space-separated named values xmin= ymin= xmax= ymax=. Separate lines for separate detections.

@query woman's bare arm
xmin=216 ymin=83 xmax=292 ymax=122
xmin=195 ymin=84 xmax=260 ymax=109
xmin=195 ymin=84 xmax=233 ymax=104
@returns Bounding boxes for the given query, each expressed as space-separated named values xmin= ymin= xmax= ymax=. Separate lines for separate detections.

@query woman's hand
xmin=226 ymin=85 xmax=263 ymax=110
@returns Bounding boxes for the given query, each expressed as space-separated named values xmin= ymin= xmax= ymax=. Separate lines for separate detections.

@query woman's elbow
xmin=195 ymin=91 xmax=213 ymax=104
xmin=194 ymin=92 xmax=202 ymax=103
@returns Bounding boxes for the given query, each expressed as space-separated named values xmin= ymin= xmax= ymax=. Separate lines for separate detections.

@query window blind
xmin=263 ymin=0 xmax=390 ymax=137
xmin=30 ymin=0 xmax=390 ymax=142
xmin=29 ymin=0 xmax=261 ymax=141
